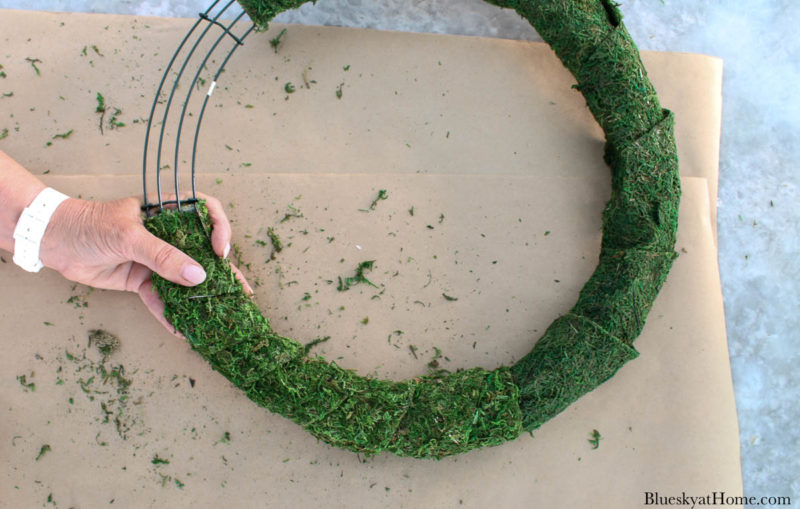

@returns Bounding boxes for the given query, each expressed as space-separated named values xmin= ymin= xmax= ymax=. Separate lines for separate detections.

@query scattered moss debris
xmin=337 ymin=260 xmax=379 ymax=291
xmin=35 ymin=444 xmax=51 ymax=461
xmin=0 ymin=128 xmax=8 ymax=140
xmin=52 ymin=129 xmax=74 ymax=140
xmin=266 ymin=226 xmax=283 ymax=258
xmin=302 ymin=66 xmax=314 ymax=88
xmin=442 ymin=293 xmax=458 ymax=302
xmin=25 ymin=57 xmax=41 ymax=76
xmin=284 ymin=82 xmax=295 ymax=94
xmin=88 ymin=329 xmax=121 ymax=357
xmin=588 ymin=429 xmax=602 ymax=449
xmin=66 ymin=285 xmax=93 ymax=308
xmin=64 ymin=334 xmax=136 ymax=439
xmin=335 ymin=82 xmax=344 ymax=99
xmin=427 ymin=347 xmax=446 ymax=371
xmin=108 ymin=108 xmax=125 ymax=129
xmin=219 ymin=431 xmax=231 ymax=444
xmin=95 ymin=92 xmax=105 ymax=113
xmin=151 ymin=454 xmax=170 ymax=465
xmin=269 ymin=28 xmax=287 ymax=53
xmin=304 ymin=336 xmax=330 ymax=354
xmin=145 ymin=205 xmax=522 ymax=458
xmin=360 ymin=189 xmax=388 ymax=212
xmin=95 ymin=92 xmax=108 ymax=134
xmin=279 ymin=204 xmax=303 ymax=223
xmin=17 ymin=373 xmax=36 ymax=392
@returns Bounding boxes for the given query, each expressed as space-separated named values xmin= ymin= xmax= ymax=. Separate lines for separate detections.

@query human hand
xmin=38 ymin=193 xmax=253 ymax=334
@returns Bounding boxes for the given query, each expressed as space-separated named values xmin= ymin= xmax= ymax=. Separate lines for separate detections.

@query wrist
xmin=38 ymin=197 xmax=89 ymax=273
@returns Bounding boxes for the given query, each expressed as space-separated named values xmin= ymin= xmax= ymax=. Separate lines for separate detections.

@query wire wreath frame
xmin=142 ymin=0 xmax=256 ymax=216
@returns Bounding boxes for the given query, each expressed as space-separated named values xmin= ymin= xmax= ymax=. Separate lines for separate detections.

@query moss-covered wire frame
xmin=144 ymin=0 xmax=680 ymax=458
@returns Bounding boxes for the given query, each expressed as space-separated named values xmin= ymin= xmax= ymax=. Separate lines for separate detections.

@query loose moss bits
xmin=35 ymin=444 xmax=51 ymax=461
xmin=25 ymin=57 xmax=42 ymax=76
xmin=52 ymin=130 xmax=74 ymax=141
xmin=88 ymin=329 xmax=121 ymax=357
xmin=95 ymin=92 xmax=105 ymax=113
xmin=279 ymin=203 xmax=303 ymax=223
xmin=588 ymin=429 xmax=602 ymax=449
xmin=267 ymin=226 xmax=283 ymax=258
xmin=337 ymin=260 xmax=379 ymax=291
xmin=63 ymin=334 xmax=137 ymax=439
xmin=304 ymin=336 xmax=330 ymax=354
xmin=108 ymin=108 xmax=125 ymax=129
xmin=360 ymin=189 xmax=388 ymax=212
xmin=152 ymin=454 xmax=170 ymax=465
xmin=17 ymin=373 xmax=36 ymax=392
xmin=269 ymin=28 xmax=287 ymax=53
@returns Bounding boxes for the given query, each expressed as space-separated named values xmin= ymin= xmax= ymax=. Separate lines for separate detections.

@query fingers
xmin=140 ymin=192 xmax=232 ymax=260
xmin=129 ymin=228 xmax=207 ymax=287
xmin=196 ymin=192 xmax=232 ymax=259
xmin=138 ymin=279 xmax=186 ymax=339
xmin=229 ymin=262 xmax=254 ymax=296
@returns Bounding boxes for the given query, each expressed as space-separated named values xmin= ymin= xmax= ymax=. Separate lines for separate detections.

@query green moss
xmin=36 ymin=444 xmax=51 ymax=461
xmin=269 ymin=28 xmax=287 ymax=52
xmin=146 ymin=206 xmax=521 ymax=458
xmin=237 ymin=0 xmax=311 ymax=30
xmin=143 ymin=0 xmax=681 ymax=457
xmin=89 ymin=329 xmax=121 ymax=357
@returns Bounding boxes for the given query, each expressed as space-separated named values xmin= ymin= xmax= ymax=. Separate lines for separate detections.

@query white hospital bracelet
xmin=12 ymin=187 xmax=70 ymax=273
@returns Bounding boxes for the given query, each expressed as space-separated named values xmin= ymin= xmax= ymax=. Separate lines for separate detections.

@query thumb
xmin=130 ymin=229 xmax=207 ymax=287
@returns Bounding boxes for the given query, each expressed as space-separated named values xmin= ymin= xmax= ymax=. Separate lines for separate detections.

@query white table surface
xmin=1 ymin=0 xmax=797 ymax=504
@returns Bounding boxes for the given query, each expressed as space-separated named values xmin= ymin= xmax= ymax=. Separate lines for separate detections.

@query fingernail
xmin=182 ymin=264 xmax=206 ymax=285
xmin=223 ymin=243 xmax=231 ymax=259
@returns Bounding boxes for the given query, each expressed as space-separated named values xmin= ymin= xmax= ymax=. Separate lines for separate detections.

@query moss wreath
xmin=144 ymin=0 xmax=680 ymax=459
